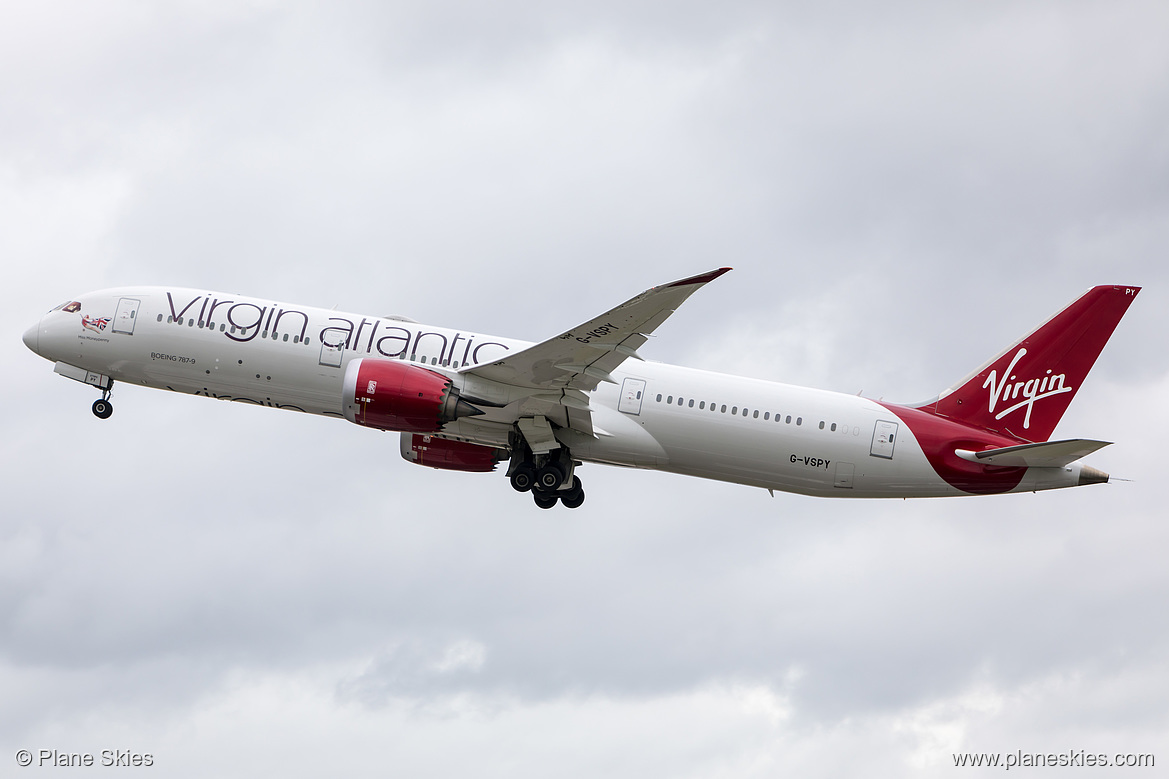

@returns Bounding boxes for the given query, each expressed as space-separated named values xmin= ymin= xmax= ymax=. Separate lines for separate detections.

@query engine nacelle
xmin=400 ymin=433 xmax=507 ymax=472
xmin=343 ymin=358 xmax=483 ymax=433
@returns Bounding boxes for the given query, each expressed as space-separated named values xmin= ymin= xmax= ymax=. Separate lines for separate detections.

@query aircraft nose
xmin=22 ymin=318 xmax=40 ymax=355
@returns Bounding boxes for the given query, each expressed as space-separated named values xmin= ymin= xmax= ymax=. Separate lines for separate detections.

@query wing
xmin=464 ymin=267 xmax=731 ymax=392
xmin=452 ymin=268 xmax=731 ymax=440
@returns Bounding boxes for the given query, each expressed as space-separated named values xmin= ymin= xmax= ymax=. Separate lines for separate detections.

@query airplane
xmin=22 ymin=270 xmax=1139 ymax=509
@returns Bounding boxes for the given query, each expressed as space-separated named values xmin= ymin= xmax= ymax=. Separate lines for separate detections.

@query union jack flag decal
xmin=81 ymin=315 xmax=110 ymax=333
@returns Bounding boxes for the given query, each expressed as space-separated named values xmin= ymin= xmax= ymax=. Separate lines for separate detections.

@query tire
xmin=533 ymin=492 xmax=559 ymax=510
xmin=536 ymin=463 xmax=565 ymax=492
xmin=510 ymin=464 xmax=536 ymax=492
xmin=561 ymin=478 xmax=585 ymax=509
xmin=92 ymin=399 xmax=113 ymax=419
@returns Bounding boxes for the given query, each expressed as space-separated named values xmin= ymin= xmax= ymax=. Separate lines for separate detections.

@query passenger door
xmin=111 ymin=298 xmax=141 ymax=335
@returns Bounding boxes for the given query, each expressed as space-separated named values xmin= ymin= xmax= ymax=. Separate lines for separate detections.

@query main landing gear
xmin=92 ymin=386 xmax=113 ymax=419
xmin=507 ymin=431 xmax=586 ymax=510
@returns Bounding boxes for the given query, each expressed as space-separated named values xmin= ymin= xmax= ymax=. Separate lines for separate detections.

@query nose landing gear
xmin=91 ymin=387 xmax=114 ymax=419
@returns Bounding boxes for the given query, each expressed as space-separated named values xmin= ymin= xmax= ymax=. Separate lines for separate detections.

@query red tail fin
xmin=915 ymin=285 xmax=1140 ymax=442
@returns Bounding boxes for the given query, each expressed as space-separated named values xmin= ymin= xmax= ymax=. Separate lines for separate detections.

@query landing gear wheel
xmin=560 ymin=477 xmax=585 ymax=509
xmin=533 ymin=492 xmax=559 ymax=510
xmin=536 ymin=463 xmax=565 ymax=492
xmin=510 ymin=464 xmax=536 ymax=493
xmin=92 ymin=399 xmax=113 ymax=419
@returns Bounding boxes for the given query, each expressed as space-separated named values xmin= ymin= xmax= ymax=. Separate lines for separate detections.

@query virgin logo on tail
xmin=983 ymin=348 xmax=1072 ymax=430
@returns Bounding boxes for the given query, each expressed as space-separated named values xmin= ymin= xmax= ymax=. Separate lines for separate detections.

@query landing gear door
xmin=618 ymin=377 xmax=646 ymax=415
xmin=111 ymin=298 xmax=140 ymax=335
xmin=319 ymin=339 xmax=345 ymax=368
xmin=870 ymin=420 xmax=899 ymax=460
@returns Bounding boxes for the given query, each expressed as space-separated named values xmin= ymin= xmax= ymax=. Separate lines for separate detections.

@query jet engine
xmin=342 ymin=358 xmax=483 ymax=433
xmin=400 ymin=433 xmax=507 ymax=472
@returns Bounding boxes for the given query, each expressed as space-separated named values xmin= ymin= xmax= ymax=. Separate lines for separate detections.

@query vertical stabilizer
xmin=915 ymin=285 xmax=1140 ymax=442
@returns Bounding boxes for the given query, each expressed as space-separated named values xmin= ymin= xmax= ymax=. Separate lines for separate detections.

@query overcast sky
xmin=3 ymin=1 xmax=1168 ymax=776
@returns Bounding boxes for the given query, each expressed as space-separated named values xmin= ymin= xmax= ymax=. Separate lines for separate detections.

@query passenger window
xmin=220 ymin=324 xmax=226 ymax=332
xmin=819 ymin=421 xmax=825 ymax=430
xmin=721 ymin=405 xmax=727 ymax=413
xmin=167 ymin=316 xmax=173 ymax=324
xmin=688 ymin=399 xmax=694 ymax=407
xmin=753 ymin=410 xmax=759 ymax=418
xmin=699 ymin=401 xmax=705 ymax=410
xmin=786 ymin=415 xmax=792 ymax=424
xmin=797 ymin=417 xmax=803 ymax=426
xmin=732 ymin=406 xmax=738 ymax=415
xmin=657 ymin=394 xmax=663 ymax=402
xmin=667 ymin=396 xmax=673 ymax=404
xmin=678 ymin=397 xmax=684 ymax=406
xmin=831 ymin=423 xmax=837 ymax=432
xmin=764 ymin=412 xmax=770 ymax=420
xmin=156 ymin=314 xmax=163 ymax=322
xmin=283 ymin=334 xmax=289 ymax=342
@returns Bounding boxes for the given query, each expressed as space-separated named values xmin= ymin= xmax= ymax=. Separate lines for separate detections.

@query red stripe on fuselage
xmin=878 ymin=402 xmax=1028 ymax=494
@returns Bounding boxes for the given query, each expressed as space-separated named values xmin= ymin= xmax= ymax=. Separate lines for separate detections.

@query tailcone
xmin=1078 ymin=465 xmax=1110 ymax=486
xmin=453 ymin=398 xmax=485 ymax=419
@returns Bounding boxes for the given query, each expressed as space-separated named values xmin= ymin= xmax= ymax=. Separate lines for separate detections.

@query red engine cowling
xmin=400 ymin=433 xmax=506 ymax=472
xmin=343 ymin=358 xmax=483 ymax=433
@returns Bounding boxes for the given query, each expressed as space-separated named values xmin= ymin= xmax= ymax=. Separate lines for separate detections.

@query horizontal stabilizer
xmin=955 ymin=438 xmax=1111 ymax=468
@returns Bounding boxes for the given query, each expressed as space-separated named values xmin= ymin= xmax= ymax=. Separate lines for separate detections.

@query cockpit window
xmin=54 ymin=301 xmax=82 ymax=313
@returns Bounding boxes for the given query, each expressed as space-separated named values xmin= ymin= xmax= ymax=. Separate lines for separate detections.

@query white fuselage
xmin=25 ymin=287 xmax=1089 ymax=499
